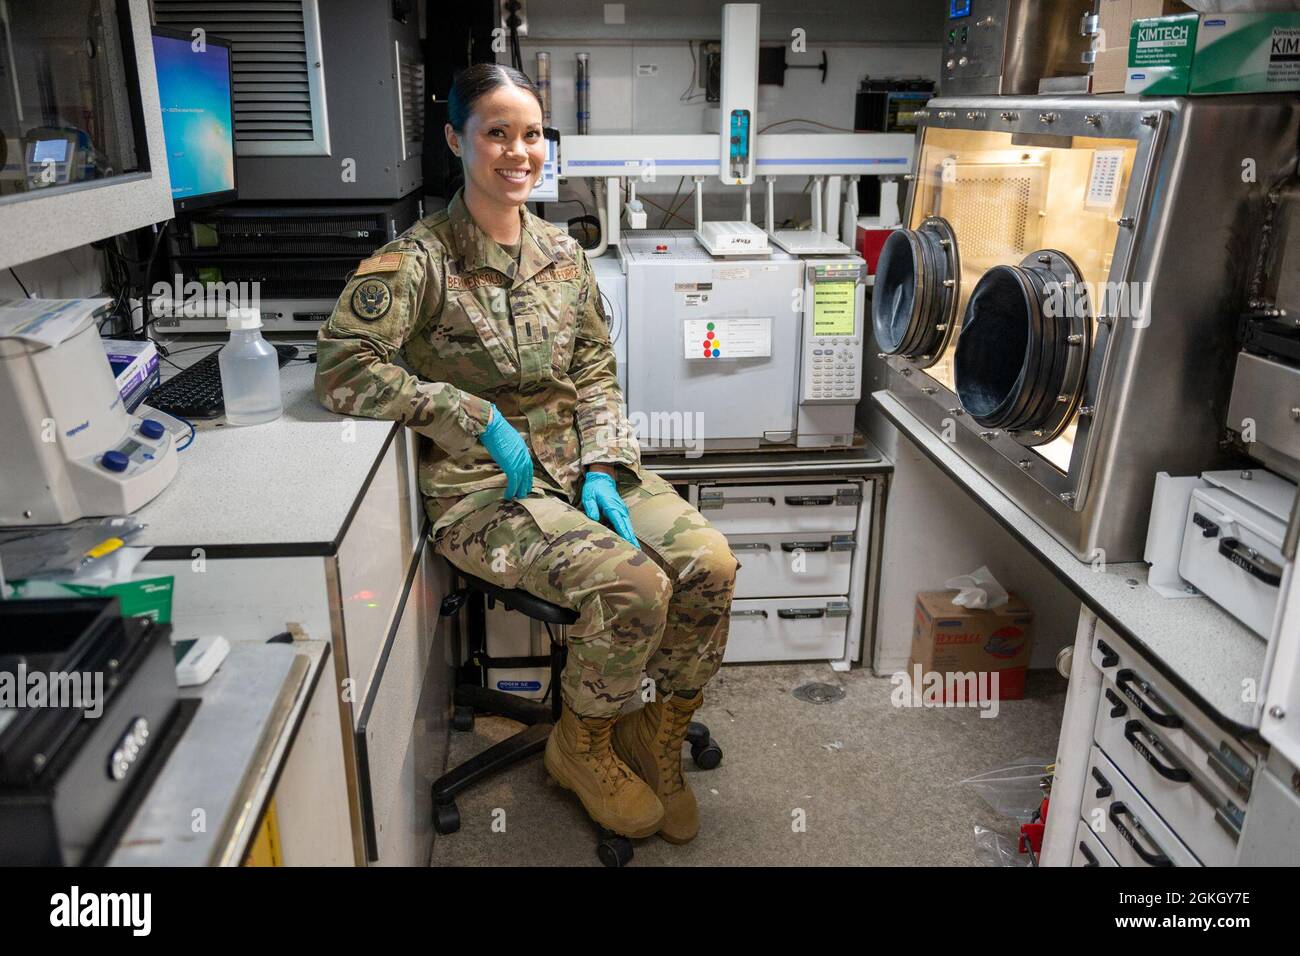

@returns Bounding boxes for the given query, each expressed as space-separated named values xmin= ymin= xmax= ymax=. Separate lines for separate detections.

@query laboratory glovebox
xmin=877 ymin=95 xmax=1299 ymax=562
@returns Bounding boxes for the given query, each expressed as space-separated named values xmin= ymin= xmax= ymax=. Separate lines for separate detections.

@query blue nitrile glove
xmin=582 ymin=471 xmax=639 ymax=548
xmin=478 ymin=404 xmax=533 ymax=500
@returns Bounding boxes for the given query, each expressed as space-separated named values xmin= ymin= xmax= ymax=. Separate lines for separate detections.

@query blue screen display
xmin=152 ymin=34 xmax=235 ymax=202
xmin=950 ymin=0 xmax=972 ymax=17
xmin=33 ymin=139 xmax=69 ymax=163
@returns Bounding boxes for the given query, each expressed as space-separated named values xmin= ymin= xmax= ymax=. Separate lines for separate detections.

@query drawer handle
xmin=1108 ymin=801 xmax=1173 ymax=867
xmin=1090 ymin=766 xmax=1112 ymax=799
xmin=732 ymin=609 xmax=769 ymax=620
xmin=1116 ymin=668 xmax=1183 ymax=729
xmin=1104 ymin=688 xmax=1128 ymax=719
xmin=729 ymin=542 xmax=772 ymax=553
xmin=777 ymin=607 xmax=826 ymax=619
xmin=1123 ymin=719 xmax=1192 ymax=784
xmin=713 ymin=496 xmax=777 ymax=508
xmin=1217 ymin=537 xmax=1282 ymax=587
xmin=1192 ymin=511 xmax=1219 ymax=538
xmin=1077 ymin=841 xmax=1099 ymax=867
xmin=1096 ymin=638 xmax=1118 ymax=669
xmin=780 ymin=541 xmax=831 ymax=553
xmin=784 ymin=495 xmax=833 ymax=506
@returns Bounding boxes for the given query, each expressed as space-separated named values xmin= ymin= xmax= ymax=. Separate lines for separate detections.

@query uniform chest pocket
xmin=431 ymin=291 xmax=519 ymax=383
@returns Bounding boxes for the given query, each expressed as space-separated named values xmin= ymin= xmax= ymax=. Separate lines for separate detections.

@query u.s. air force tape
xmin=352 ymin=277 xmax=392 ymax=321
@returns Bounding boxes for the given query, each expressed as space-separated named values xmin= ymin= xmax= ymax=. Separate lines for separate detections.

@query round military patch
xmin=352 ymin=277 xmax=392 ymax=321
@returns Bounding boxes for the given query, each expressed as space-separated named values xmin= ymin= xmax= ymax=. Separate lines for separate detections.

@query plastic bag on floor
xmin=973 ymin=825 xmax=1033 ymax=867
xmin=959 ymin=756 xmax=1052 ymax=822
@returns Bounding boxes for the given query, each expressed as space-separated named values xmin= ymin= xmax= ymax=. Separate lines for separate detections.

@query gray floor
xmin=429 ymin=663 xmax=1067 ymax=866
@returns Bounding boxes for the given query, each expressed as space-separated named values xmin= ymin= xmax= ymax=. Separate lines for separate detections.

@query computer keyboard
xmin=144 ymin=344 xmax=298 ymax=420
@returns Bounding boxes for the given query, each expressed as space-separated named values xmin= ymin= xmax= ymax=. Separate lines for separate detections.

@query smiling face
xmin=445 ymin=83 xmax=545 ymax=215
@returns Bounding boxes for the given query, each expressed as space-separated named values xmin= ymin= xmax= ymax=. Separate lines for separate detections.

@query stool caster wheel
xmin=596 ymin=829 xmax=633 ymax=867
xmin=686 ymin=721 xmax=710 ymax=748
xmin=691 ymin=739 xmax=722 ymax=770
xmin=452 ymin=705 xmax=475 ymax=732
xmin=433 ymin=801 xmax=461 ymax=835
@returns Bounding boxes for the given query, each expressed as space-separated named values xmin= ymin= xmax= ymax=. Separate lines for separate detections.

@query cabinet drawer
xmin=1073 ymin=819 xmax=1118 ymax=867
xmin=727 ymin=532 xmax=855 ymax=598
xmin=1094 ymin=674 xmax=1242 ymax=867
xmin=1090 ymin=624 xmax=1256 ymax=811
xmin=1083 ymin=746 xmax=1201 ymax=867
xmin=698 ymin=482 xmax=861 ymax=535
xmin=1178 ymin=484 xmax=1285 ymax=638
xmin=724 ymin=596 xmax=849 ymax=663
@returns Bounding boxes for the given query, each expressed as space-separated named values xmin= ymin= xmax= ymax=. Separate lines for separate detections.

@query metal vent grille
xmin=154 ymin=0 xmax=329 ymax=156
xmin=938 ymin=163 xmax=1045 ymax=266
xmin=398 ymin=51 xmax=425 ymax=146
xmin=951 ymin=177 xmax=1032 ymax=259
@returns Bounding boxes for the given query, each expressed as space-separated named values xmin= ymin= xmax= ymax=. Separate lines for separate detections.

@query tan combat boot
xmin=613 ymin=692 xmax=704 ymax=844
xmin=544 ymin=705 xmax=665 ymax=838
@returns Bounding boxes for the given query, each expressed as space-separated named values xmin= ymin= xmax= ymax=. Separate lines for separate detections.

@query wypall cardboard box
xmin=909 ymin=590 xmax=1034 ymax=702
xmin=1126 ymin=11 xmax=1300 ymax=95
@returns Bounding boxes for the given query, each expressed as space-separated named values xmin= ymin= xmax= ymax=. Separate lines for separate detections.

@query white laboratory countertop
xmin=874 ymin=390 xmax=1266 ymax=737
xmin=135 ymin=361 xmax=398 ymax=558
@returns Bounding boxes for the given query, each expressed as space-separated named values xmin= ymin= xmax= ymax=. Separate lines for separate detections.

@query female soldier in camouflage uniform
xmin=314 ymin=64 xmax=738 ymax=844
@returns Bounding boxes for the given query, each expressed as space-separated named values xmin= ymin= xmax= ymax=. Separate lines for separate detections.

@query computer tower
xmin=154 ymin=0 xmax=424 ymax=201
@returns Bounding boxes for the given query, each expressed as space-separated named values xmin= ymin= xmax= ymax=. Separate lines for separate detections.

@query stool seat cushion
xmin=459 ymin=571 xmax=579 ymax=626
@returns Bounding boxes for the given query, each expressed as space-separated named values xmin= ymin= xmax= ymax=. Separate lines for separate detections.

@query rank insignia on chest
xmin=352 ymin=277 xmax=393 ymax=320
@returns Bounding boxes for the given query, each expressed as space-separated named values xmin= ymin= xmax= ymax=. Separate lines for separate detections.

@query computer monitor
xmin=530 ymin=129 xmax=559 ymax=203
xmin=151 ymin=27 xmax=237 ymax=212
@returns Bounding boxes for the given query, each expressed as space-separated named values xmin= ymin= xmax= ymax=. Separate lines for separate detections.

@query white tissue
xmin=944 ymin=565 xmax=1009 ymax=609
xmin=1182 ymin=1 xmax=1300 ymax=11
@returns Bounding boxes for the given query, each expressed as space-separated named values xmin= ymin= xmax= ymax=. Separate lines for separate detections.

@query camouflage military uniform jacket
xmin=315 ymin=189 xmax=641 ymax=533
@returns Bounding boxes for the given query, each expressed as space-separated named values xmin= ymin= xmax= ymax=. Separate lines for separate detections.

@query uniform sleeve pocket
xmin=549 ymin=286 xmax=579 ymax=375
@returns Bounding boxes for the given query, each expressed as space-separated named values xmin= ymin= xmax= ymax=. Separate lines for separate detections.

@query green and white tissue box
xmin=1126 ymin=12 xmax=1300 ymax=95
xmin=5 ymin=575 xmax=174 ymax=623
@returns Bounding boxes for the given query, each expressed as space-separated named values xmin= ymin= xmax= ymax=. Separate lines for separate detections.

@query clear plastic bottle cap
xmin=226 ymin=307 xmax=262 ymax=331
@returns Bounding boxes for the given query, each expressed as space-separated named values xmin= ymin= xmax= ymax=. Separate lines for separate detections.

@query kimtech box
xmin=1126 ymin=12 xmax=1300 ymax=95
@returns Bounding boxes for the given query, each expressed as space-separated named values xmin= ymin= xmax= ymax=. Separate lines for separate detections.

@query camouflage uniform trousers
xmin=432 ymin=470 xmax=740 ymax=718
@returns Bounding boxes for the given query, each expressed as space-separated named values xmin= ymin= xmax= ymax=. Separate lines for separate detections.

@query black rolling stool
xmin=431 ymin=567 xmax=722 ymax=867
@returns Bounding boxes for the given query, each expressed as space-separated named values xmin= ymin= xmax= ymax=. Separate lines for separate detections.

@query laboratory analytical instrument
xmin=0 ymin=306 xmax=179 ymax=525
xmin=0 ymin=598 xmax=182 ymax=865
xmin=619 ymin=231 xmax=864 ymax=452
xmin=940 ymin=0 xmax=1095 ymax=95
